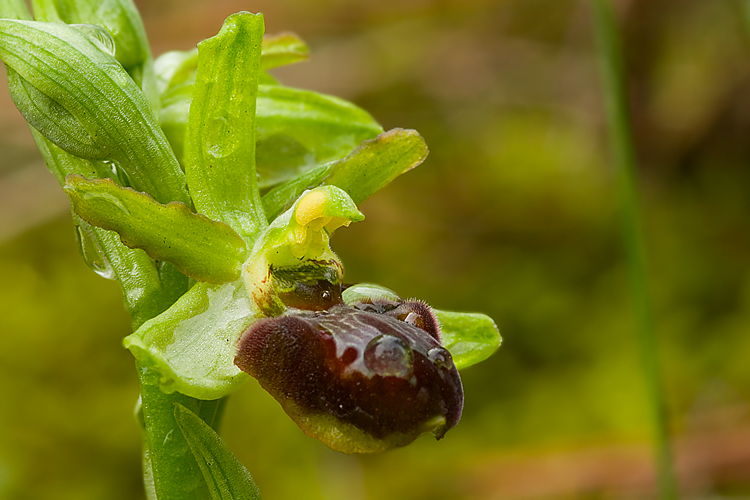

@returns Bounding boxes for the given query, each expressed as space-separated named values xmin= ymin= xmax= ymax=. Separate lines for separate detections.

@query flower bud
xmin=235 ymin=303 xmax=463 ymax=453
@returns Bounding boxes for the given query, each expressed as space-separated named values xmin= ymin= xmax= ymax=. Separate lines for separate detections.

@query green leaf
xmin=0 ymin=19 xmax=188 ymax=204
xmin=255 ymin=85 xmax=383 ymax=188
xmin=323 ymin=128 xmax=428 ymax=204
xmin=174 ymin=403 xmax=262 ymax=500
xmin=185 ymin=12 xmax=267 ymax=243
xmin=260 ymin=32 xmax=308 ymax=70
xmin=125 ymin=280 xmax=254 ymax=400
xmin=434 ymin=310 xmax=502 ymax=370
xmin=65 ymin=175 xmax=247 ymax=284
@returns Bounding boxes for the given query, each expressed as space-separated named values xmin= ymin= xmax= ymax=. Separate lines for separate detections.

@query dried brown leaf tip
xmin=234 ymin=286 xmax=463 ymax=453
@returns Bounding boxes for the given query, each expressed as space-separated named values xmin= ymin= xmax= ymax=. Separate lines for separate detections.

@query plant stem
xmin=590 ymin=1 xmax=678 ymax=499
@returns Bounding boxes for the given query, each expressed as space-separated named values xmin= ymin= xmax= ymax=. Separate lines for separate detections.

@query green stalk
xmin=590 ymin=1 xmax=678 ymax=499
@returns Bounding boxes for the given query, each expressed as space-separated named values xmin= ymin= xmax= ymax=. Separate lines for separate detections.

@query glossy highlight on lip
xmin=235 ymin=297 xmax=463 ymax=453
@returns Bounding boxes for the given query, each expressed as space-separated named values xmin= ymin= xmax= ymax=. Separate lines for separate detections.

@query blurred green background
xmin=2 ymin=0 xmax=750 ymax=498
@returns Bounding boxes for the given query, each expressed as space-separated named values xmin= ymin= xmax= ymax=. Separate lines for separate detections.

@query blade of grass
xmin=591 ymin=1 xmax=677 ymax=499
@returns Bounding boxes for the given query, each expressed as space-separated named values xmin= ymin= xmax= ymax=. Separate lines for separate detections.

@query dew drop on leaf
xmin=74 ymin=220 xmax=115 ymax=280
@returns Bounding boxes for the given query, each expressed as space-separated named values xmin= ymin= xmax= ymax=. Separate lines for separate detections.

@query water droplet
xmin=427 ymin=347 xmax=454 ymax=370
xmin=74 ymin=220 xmax=115 ymax=280
xmin=364 ymin=334 xmax=413 ymax=378
xmin=103 ymin=62 xmax=131 ymax=88
xmin=162 ymin=429 xmax=189 ymax=457
xmin=104 ymin=160 xmax=133 ymax=187
xmin=204 ymin=113 xmax=240 ymax=159
xmin=71 ymin=24 xmax=116 ymax=57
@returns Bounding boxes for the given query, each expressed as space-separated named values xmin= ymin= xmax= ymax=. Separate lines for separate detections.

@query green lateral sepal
xmin=262 ymin=128 xmax=428 ymax=220
xmin=434 ymin=310 xmax=502 ymax=370
xmin=244 ymin=185 xmax=364 ymax=315
xmin=125 ymin=280 xmax=255 ymax=400
xmin=64 ymin=175 xmax=247 ymax=284
xmin=155 ymin=31 xmax=307 ymax=101
xmin=323 ymin=128 xmax=428 ymax=204
xmin=184 ymin=12 xmax=267 ymax=243
xmin=341 ymin=283 xmax=501 ymax=370
xmin=0 ymin=19 xmax=188 ymax=204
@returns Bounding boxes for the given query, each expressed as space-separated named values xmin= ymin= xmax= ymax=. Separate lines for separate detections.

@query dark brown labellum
xmin=235 ymin=303 xmax=463 ymax=453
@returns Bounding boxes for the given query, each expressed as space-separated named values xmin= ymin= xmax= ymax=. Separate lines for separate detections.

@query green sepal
xmin=64 ymin=175 xmax=247 ymax=284
xmin=0 ymin=19 xmax=188 ymax=204
xmin=155 ymin=32 xmax=307 ymax=99
xmin=185 ymin=12 xmax=267 ymax=243
xmin=124 ymin=280 xmax=255 ymax=400
xmin=155 ymin=49 xmax=197 ymax=164
xmin=434 ymin=310 xmax=502 ymax=370
xmin=174 ymin=403 xmax=262 ymax=500
xmin=261 ymin=128 xmax=428 ymax=220
xmin=260 ymin=32 xmax=308 ymax=70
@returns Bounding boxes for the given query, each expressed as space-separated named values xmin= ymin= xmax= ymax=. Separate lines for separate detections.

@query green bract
xmin=0 ymin=18 xmax=188 ymax=204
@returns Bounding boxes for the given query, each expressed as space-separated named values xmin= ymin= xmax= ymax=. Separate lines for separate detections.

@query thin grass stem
xmin=590 ymin=1 xmax=678 ymax=499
